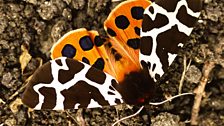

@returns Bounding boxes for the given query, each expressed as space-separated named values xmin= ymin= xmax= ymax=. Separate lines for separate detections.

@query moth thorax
xmin=113 ymin=69 xmax=156 ymax=105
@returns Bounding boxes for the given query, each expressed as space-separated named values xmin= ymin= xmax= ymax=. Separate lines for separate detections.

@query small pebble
xmin=24 ymin=4 xmax=35 ymax=18
xmin=185 ymin=65 xmax=202 ymax=83
xmin=62 ymin=8 xmax=72 ymax=21
xmin=0 ymin=15 xmax=8 ymax=34
xmin=25 ymin=0 xmax=37 ymax=5
xmin=0 ymin=40 xmax=10 ymax=49
xmin=4 ymin=118 xmax=17 ymax=126
xmin=142 ymin=114 xmax=149 ymax=123
xmin=71 ymin=0 xmax=85 ymax=10
xmin=1 ymin=72 xmax=13 ymax=88
xmin=206 ymin=6 xmax=222 ymax=22
xmin=37 ymin=1 xmax=58 ymax=20
xmin=151 ymin=112 xmax=183 ymax=126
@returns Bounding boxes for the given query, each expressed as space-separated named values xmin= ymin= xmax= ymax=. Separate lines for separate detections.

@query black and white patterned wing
xmin=22 ymin=57 xmax=123 ymax=110
xmin=140 ymin=0 xmax=202 ymax=81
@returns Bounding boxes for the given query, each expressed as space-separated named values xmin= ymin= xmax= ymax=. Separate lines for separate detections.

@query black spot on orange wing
xmin=140 ymin=36 xmax=153 ymax=55
xmin=86 ymin=67 xmax=106 ymax=84
xmin=79 ymin=36 xmax=94 ymax=51
xmin=127 ymin=38 xmax=140 ymax=49
xmin=111 ymin=48 xmax=117 ymax=55
xmin=92 ymin=58 xmax=105 ymax=71
xmin=134 ymin=27 xmax=140 ymax=36
xmin=177 ymin=6 xmax=199 ymax=27
xmin=62 ymin=44 xmax=77 ymax=58
xmin=115 ymin=53 xmax=122 ymax=61
xmin=58 ymin=58 xmax=84 ymax=84
xmin=39 ymin=87 xmax=56 ymax=109
xmin=106 ymin=42 xmax=113 ymax=48
xmin=82 ymin=57 xmax=90 ymax=64
xmin=22 ymin=61 xmax=54 ymax=108
xmin=115 ymin=15 xmax=130 ymax=30
xmin=131 ymin=6 xmax=145 ymax=20
xmin=94 ymin=36 xmax=104 ymax=47
xmin=156 ymin=25 xmax=188 ymax=72
xmin=142 ymin=13 xmax=169 ymax=32
xmin=61 ymin=81 xmax=110 ymax=109
xmin=107 ymin=28 xmax=117 ymax=37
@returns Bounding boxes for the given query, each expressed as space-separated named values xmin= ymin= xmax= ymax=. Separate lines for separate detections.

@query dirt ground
xmin=0 ymin=0 xmax=223 ymax=126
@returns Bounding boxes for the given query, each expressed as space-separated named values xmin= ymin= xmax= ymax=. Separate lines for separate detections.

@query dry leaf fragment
xmin=10 ymin=98 xmax=23 ymax=113
xmin=19 ymin=45 xmax=32 ymax=74
xmin=0 ymin=98 xmax=6 ymax=104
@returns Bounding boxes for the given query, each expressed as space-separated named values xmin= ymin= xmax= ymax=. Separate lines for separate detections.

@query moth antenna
xmin=112 ymin=106 xmax=144 ymax=126
xmin=112 ymin=93 xmax=194 ymax=125
xmin=149 ymin=92 xmax=194 ymax=106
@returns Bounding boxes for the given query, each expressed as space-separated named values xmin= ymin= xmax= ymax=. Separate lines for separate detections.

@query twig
xmin=191 ymin=61 xmax=215 ymax=125
xmin=186 ymin=58 xmax=192 ymax=71
xmin=8 ymin=75 xmax=32 ymax=100
xmin=9 ymin=57 xmax=42 ymax=100
xmin=115 ymin=106 xmax=121 ymax=126
xmin=0 ymin=98 xmax=6 ymax=104
xmin=112 ymin=106 xmax=144 ymax=126
xmin=179 ymin=55 xmax=187 ymax=94
xmin=178 ymin=56 xmax=192 ymax=94
xmin=76 ymin=109 xmax=86 ymax=126
xmin=65 ymin=110 xmax=79 ymax=125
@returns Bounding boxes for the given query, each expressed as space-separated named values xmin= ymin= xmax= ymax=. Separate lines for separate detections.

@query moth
xmin=22 ymin=0 xmax=202 ymax=110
